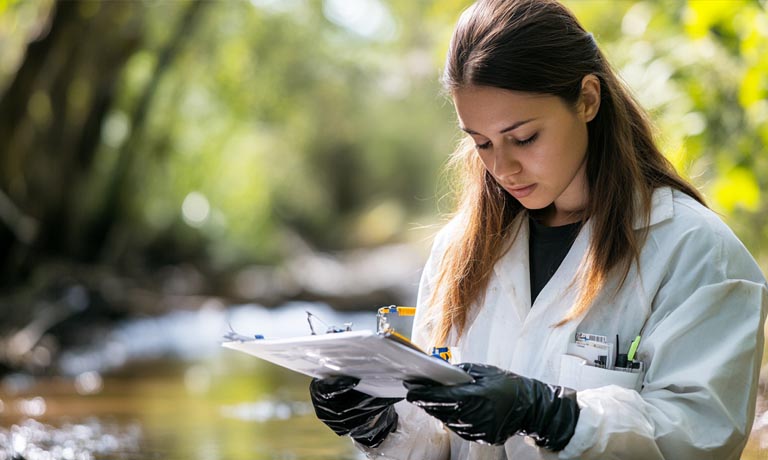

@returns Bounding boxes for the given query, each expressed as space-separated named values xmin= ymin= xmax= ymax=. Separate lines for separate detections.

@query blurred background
xmin=0 ymin=0 xmax=766 ymax=458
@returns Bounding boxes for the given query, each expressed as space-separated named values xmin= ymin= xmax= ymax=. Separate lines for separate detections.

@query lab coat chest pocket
xmin=558 ymin=279 xmax=650 ymax=392
xmin=557 ymin=354 xmax=643 ymax=391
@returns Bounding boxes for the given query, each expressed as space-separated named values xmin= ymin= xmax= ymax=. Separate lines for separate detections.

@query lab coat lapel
xmin=508 ymin=220 xmax=592 ymax=380
xmin=499 ymin=188 xmax=672 ymax=380
xmin=526 ymin=186 xmax=671 ymax=322
xmin=492 ymin=216 xmax=532 ymax=325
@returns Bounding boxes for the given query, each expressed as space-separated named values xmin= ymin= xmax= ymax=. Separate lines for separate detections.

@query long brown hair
xmin=429 ymin=0 xmax=704 ymax=346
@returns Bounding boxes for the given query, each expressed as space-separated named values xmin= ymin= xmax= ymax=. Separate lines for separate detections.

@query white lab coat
xmin=357 ymin=187 xmax=767 ymax=460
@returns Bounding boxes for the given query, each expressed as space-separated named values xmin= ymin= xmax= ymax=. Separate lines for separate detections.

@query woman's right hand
xmin=309 ymin=375 xmax=401 ymax=448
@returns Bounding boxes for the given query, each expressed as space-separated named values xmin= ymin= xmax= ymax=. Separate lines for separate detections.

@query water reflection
xmin=1 ymin=358 xmax=362 ymax=459
xmin=73 ymin=373 xmax=102 ymax=396
xmin=220 ymin=400 xmax=312 ymax=423
xmin=0 ymin=302 xmax=375 ymax=459
xmin=16 ymin=397 xmax=46 ymax=418
xmin=0 ymin=418 xmax=142 ymax=460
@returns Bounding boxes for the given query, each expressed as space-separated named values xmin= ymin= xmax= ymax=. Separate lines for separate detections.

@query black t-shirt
xmin=528 ymin=217 xmax=581 ymax=304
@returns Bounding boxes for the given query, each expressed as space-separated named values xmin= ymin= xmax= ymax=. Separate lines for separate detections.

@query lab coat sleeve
xmin=560 ymin=223 xmax=767 ymax=460
xmin=354 ymin=222 xmax=455 ymax=460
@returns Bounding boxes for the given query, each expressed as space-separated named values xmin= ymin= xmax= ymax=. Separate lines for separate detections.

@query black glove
xmin=405 ymin=363 xmax=579 ymax=450
xmin=309 ymin=375 xmax=401 ymax=448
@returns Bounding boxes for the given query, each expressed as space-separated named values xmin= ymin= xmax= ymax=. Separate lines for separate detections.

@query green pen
xmin=627 ymin=335 xmax=641 ymax=361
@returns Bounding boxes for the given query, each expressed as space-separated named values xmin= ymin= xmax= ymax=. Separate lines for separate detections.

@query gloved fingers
xmin=459 ymin=432 xmax=499 ymax=445
xmin=455 ymin=362 xmax=476 ymax=372
xmin=310 ymin=375 xmax=360 ymax=397
xmin=321 ymin=410 xmax=383 ymax=434
xmin=406 ymin=385 xmax=463 ymax=421
xmin=456 ymin=362 xmax=508 ymax=379
xmin=406 ymin=380 xmax=466 ymax=404
xmin=318 ymin=394 xmax=399 ymax=415
xmin=452 ymin=429 xmax=488 ymax=442
xmin=402 ymin=376 xmax=441 ymax=391
xmin=347 ymin=407 xmax=393 ymax=437
xmin=416 ymin=403 xmax=464 ymax=422
xmin=444 ymin=422 xmax=499 ymax=445
xmin=350 ymin=406 xmax=399 ymax=448
xmin=316 ymin=403 xmax=377 ymax=423
xmin=309 ymin=377 xmax=402 ymax=448
xmin=311 ymin=382 xmax=391 ymax=417
xmin=407 ymin=381 xmax=491 ymax=428
xmin=420 ymin=397 xmax=476 ymax=425
xmin=319 ymin=402 xmax=399 ymax=432
xmin=336 ymin=396 xmax=401 ymax=413
xmin=314 ymin=394 xmax=401 ymax=419
xmin=444 ymin=420 xmax=473 ymax=430
xmin=416 ymin=400 xmax=462 ymax=411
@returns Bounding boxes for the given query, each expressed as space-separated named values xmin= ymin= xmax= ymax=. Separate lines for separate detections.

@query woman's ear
xmin=579 ymin=74 xmax=601 ymax=122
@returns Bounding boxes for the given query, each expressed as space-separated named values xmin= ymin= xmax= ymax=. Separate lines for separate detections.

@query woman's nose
xmin=493 ymin=148 xmax=522 ymax=177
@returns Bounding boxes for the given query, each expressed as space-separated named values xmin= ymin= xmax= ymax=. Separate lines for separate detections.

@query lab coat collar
xmin=633 ymin=186 xmax=674 ymax=230
xmin=492 ymin=186 xmax=674 ymax=325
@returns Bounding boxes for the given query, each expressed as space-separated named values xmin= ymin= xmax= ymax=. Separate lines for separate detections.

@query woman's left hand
xmin=405 ymin=363 xmax=580 ymax=451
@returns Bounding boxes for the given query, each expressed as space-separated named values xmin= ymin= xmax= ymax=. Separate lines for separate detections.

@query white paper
xmin=222 ymin=330 xmax=473 ymax=397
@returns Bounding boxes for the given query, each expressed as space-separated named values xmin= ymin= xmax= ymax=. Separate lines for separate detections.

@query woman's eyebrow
xmin=460 ymin=118 xmax=537 ymax=135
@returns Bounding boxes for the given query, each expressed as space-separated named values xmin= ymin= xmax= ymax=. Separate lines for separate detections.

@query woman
xmin=309 ymin=0 xmax=767 ymax=458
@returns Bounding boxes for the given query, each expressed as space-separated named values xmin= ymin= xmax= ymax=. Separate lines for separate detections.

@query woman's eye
xmin=515 ymin=133 xmax=538 ymax=146
xmin=475 ymin=140 xmax=492 ymax=150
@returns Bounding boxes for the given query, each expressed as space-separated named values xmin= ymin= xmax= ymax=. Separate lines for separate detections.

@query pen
xmin=627 ymin=335 xmax=641 ymax=361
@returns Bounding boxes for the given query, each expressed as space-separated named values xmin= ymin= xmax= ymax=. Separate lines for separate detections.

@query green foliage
xmin=102 ymin=0 xmax=460 ymax=267
xmin=1 ymin=0 xmax=766 ymax=270
xmin=566 ymin=0 xmax=768 ymax=260
xmin=0 ymin=0 xmax=53 ymax=87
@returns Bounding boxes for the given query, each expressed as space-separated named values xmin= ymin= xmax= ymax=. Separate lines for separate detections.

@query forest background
xmin=1 ymin=0 xmax=767 ymax=317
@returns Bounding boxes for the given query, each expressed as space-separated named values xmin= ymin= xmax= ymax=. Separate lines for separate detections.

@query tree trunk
xmin=86 ymin=0 xmax=206 ymax=264
xmin=0 ymin=0 xmax=143 ymax=286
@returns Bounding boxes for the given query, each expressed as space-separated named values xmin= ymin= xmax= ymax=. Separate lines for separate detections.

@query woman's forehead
xmin=452 ymin=86 xmax=563 ymax=128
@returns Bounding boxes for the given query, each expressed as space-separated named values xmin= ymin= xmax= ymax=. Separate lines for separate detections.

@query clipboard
xmin=222 ymin=330 xmax=473 ymax=397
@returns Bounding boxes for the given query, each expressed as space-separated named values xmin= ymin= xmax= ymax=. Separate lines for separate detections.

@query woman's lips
xmin=506 ymin=183 xmax=537 ymax=199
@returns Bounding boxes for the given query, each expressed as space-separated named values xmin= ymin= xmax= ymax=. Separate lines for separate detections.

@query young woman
xmin=309 ymin=0 xmax=768 ymax=458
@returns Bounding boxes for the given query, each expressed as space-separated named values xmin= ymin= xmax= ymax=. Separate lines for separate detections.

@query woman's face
xmin=452 ymin=80 xmax=599 ymax=225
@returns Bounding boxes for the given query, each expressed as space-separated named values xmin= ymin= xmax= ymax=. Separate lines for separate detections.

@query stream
xmin=0 ymin=302 xmax=374 ymax=459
